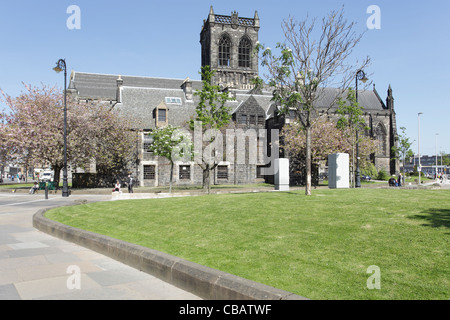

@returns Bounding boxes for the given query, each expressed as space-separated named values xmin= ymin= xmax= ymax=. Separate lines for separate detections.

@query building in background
xmin=403 ymin=154 xmax=450 ymax=176
xmin=67 ymin=7 xmax=398 ymax=187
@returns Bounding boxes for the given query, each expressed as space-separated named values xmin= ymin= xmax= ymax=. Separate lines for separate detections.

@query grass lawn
xmin=0 ymin=183 xmax=35 ymax=188
xmin=0 ymin=182 xmax=73 ymax=189
xmin=45 ymin=188 xmax=449 ymax=300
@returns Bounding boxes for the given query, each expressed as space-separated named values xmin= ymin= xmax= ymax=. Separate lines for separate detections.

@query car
xmin=41 ymin=172 xmax=54 ymax=182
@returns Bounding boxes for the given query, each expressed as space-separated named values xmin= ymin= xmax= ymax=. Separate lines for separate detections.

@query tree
xmin=83 ymin=103 xmax=138 ymax=178
xmin=190 ymin=66 xmax=232 ymax=193
xmin=283 ymin=118 xmax=346 ymax=164
xmin=256 ymin=7 xmax=370 ymax=195
xmin=1 ymin=84 xmax=72 ymax=183
xmin=0 ymin=112 xmax=8 ymax=179
xmin=149 ymin=125 xmax=192 ymax=193
xmin=0 ymin=83 xmax=137 ymax=186
xmin=282 ymin=117 xmax=377 ymax=185
xmin=391 ymin=126 xmax=414 ymax=177
xmin=439 ymin=151 xmax=450 ymax=166
xmin=336 ymin=88 xmax=368 ymax=187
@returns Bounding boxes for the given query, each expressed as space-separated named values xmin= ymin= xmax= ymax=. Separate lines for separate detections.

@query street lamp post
xmin=435 ymin=133 xmax=439 ymax=179
xmin=418 ymin=112 xmax=423 ymax=185
xmin=53 ymin=59 xmax=69 ymax=197
xmin=355 ymin=69 xmax=368 ymax=188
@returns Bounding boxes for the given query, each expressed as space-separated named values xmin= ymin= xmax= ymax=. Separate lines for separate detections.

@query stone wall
xmin=139 ymin=159 xmax=261 ymax=187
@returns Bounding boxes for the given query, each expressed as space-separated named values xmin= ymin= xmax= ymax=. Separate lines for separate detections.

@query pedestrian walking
xmin=128 ymin=175 xmax=134 ymax=193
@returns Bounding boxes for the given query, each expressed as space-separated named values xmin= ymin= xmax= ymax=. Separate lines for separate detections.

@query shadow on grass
xmin=409 ymin=209 xmax=450 ymax=234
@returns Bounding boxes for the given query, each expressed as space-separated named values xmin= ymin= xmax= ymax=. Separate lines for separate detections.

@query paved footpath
xmin=0 ymin=192 xmax=201 ymax=300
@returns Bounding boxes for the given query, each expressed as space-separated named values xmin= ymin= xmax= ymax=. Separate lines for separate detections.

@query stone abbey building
xmin=68 ymin=7 xmax=399 ymax=187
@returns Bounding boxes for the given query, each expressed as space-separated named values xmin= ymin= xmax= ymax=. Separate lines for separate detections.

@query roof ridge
xmin=73 ymin=71 xmax=201 ymax=82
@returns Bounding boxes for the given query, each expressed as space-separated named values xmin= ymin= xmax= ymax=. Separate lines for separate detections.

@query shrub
xmin=361 ymin=163 xmax=377 ymax=179
xmin=377 ymin=168 xmax=390 ymax=180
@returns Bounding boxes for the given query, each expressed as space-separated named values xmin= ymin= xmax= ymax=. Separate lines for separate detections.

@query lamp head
xmin=356 ymin=69 xmax=368 ymax=83
xmin=53 ymin=59 xmax=66 ymax=73
xmin=53 ymin=66 xmax=63 ymax=73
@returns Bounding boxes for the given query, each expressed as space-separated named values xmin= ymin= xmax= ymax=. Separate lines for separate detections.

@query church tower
xmin=200 ymin=6 xmax=260 ymax=90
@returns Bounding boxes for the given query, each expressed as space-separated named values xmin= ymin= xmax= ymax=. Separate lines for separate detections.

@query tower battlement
xmin=200 ymin=6 xmax=260 ymax=90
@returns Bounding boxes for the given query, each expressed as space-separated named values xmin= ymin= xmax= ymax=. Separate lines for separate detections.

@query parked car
xmin=40 ymin=171 xmax=54 ymax=182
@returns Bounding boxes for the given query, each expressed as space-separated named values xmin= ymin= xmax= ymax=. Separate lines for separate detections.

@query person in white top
xmin=113 ymin=181 xmax=121 ymax=192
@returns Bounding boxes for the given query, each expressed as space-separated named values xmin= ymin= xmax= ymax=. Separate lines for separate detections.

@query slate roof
xmin=313 ymin=87 xmax=387 ymax=111
xmin=234 ymin=93 xmax=274 ymax=118
xmin=117 ymin=86 xmax=198 ymax=129
xmin=70 ymin=72 xmax=204 ymax=100
xmin=70 ymin=71 xmax=388 ymax=129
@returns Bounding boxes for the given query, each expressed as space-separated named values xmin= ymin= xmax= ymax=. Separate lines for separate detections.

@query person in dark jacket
xmin=127 ymin=175 xmax=134 ymax=193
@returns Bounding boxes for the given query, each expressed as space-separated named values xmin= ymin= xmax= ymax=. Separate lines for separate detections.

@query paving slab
xmin=0 ymin=193 xmax=201 ymax=300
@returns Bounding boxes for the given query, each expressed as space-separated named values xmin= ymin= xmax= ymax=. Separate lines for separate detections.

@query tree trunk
xmin=53 ymin=164 xmax=62 ymax=188
xmin=305 ymin=125 xmax=312 ymax=196
xmin=203 ymin=164 xmax=211 ymax=194
xmin=169 ymin=161 xmax=173 ymax=194
xmin=352 ymin=144 xmax=356 ymax=188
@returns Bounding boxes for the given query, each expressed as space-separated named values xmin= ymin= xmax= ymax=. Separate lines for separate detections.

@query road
xmin=0 ymin=192 xmax=201 ymax=300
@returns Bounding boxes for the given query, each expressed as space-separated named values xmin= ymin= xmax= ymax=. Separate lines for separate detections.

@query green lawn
xmin=0 ymin=183 xmax=35 ymax=188
xmin=45 ymin=188 xmax=449 ymax=300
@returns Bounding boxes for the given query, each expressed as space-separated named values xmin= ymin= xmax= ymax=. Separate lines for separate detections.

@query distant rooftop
xmin=69 ymin=71 xmax=203 ymax=100
xmin=70 ymin=71 xmax=390 ymax=115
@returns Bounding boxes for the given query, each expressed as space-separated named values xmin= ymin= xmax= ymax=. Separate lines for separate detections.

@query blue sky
xmin=0 ymin=0 xmax=449 ymax=156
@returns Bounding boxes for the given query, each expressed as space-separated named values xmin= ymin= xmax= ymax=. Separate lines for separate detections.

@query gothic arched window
xmin=375 ymin=123 xmax=387 ymax=156
xmin=218 ymin=35 xmax=231 ymax=67
xmin=238 ymin=37 xmax=251 ymax=68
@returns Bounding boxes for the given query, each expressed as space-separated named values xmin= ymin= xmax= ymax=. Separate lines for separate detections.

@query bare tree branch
xmin=257 ymin=7 xmax=371 ymax=195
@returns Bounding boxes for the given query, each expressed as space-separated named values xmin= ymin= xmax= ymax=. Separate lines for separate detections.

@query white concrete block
xmin=274 ymin=158 xmax=289 ymax=191
xmin=328 ymin=153 xmax=349 ymax=189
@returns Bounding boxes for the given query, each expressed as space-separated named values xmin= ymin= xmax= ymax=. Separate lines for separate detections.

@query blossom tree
xmin=282 ymin=117 xmax=377 ymax=185
xmin=256 ymin=7 xmax=370 ymax=195
xmin=1 ymin=84 xmax=67 ymax=181
xmin=0 ymin=112 xmax=8 ymax=178
xmin=80 ymin=103 xmax=138 ymax=177
xmin=0 ymin=83 xmax=137 ymax=186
